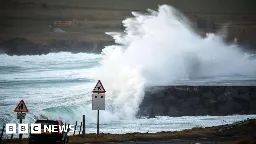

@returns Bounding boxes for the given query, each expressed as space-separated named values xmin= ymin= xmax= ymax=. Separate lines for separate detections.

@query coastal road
xmin=2 ymin=140 xmax=218 ymax=144
xmin=84 ymin=140 xmax=219 ymax=144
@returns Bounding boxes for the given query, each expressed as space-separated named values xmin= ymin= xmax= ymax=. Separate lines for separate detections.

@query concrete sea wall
xmin=137 ymin=86 xmax=256 ymax=117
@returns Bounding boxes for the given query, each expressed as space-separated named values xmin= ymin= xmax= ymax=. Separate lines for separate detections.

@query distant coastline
xmin=0 ymin=0 xmax=256 ymax=56
xmin=0 ymin=37 xmax=115 ymax=55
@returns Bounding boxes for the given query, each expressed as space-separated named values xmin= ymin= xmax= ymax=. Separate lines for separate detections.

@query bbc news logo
xmin=6 ymin=124 xmax=75 ymax=134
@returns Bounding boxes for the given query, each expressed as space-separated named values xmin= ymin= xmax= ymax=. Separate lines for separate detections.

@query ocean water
xmin=1 ymin=5 xmax=256 ymax=137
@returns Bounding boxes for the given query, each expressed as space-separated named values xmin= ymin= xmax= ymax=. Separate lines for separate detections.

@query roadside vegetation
xmin=2 ymin=118 xmax=256 ymax=144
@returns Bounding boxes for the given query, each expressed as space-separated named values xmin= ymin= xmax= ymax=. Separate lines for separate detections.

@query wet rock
xmin=165 ymin=95 xmax=176 ymax=103
xmin=181 ymin=102 xmax=191 ymax=110
xmin=202 ymin=92 xmax=216 ymax=100
xmin=201 ymin=87 xmax=212 ymax=93
xmin=209 ymin=108 xmax=219 ymax=116
xmin=251 ymin=90 xmax=256 ymax=100
xmin=156 ymin=91 xmax=166 ymax=99
xmin=194 ymin=108 xmax=209 ymax=116
xmin=217 ymin=93 xmax=231 ymax=103
xmin=180 ymin=102 xmax=194 ymax=115
xmin=218 ymin=101 xmax=243 ymax=114
xmin=148 ymin=106 xmax=156 ymax=118
xmin=188 ymin=91 xmax=201 ymax=98
xmin=173 ymin=90 xmax=188 ymax=99
xmin=249 ymin=99 xmax=256 ymax=113
xmin=137 ymin=86 xmax=256 ymax=117
xmin=193 ymin=104 xmax=205 ymax=109
xmin=213 ymin=87 xmax=225 ymax=96
xmin=173 ymin=86 xmax=189 ymax=91
xmin=232 ymin=102 xmax=244 ymax=112
xmin=205 ymin=99 xmax=217 ymax=108
xmin=141 ymin=104 xmax=156 ymax=116
xmin=236 ymin=87 xmax=250 ymax=94
xmin=233 ymin=93 xmax=250 ymax=101
xmin=136 ymin=108 xmax=148 ymax=117
xmin=225 ymin=87 xmax=238 ymax=98
xmin=0 ymin=37 xmax=112 ymax=55
xmin=153 ymin=104 xmax=165 ymax=116
xmin=180 ymin=109 xmax=194 ymax=116
xmin=167 ymin=106 xmax=180 ymax=117
xmin=175 ymin=99 xmax=185 ymax=108
xmin=187 ymin=97 xmax=200 ymax=106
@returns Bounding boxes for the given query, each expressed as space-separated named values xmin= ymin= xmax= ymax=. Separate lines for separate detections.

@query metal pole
xmin=79 ymin=122 xmax=82 ymax=135
xmin=97 ymin=110 xmax=99 ymax=135
xmin=19 ymin=112 xmax=22 ymax=140
xmin=82 ymin=115 xmax=85 ymax=134
xmin=73 ymin=121 xmax=77 ymax=136
xmin=0 ymin=125 xmax=5 ymax=144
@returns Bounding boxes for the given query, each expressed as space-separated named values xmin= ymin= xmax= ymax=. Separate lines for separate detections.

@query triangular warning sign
xmin=14 ymin=100 xmax=29 ymax=112
xmin=92 ymin=80 xmax=106 ymax=93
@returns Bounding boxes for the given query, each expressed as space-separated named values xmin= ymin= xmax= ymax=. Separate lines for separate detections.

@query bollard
xmin=67 ymin=124 xmax=70 ymax=132
xmin=19 ymin=117 xmax=22 ymax=140
xmin=73 ymin=121 xmax=77 ymax=136
xmin=28 ymin=126 xmax=31 ymax=135
xmin=0 ymin=125 xmax=5 ymax=144
xmin=11 ymin=134 xmax=13 ymax=139
xmin=79 ymin=122 xmax=82 ymax=135
xmin=82 ymin=115 xmax=85 ymax=134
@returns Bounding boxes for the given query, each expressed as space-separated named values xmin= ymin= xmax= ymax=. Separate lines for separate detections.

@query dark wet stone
xmin=192 ymin=104 xmax=205 ymax=109
xmin=213 ymin=87 xmax=225 ymax=96
xmin=138 ymin=86 xmax=256 ymax=117
xmin=0 ymin=37 xmax=109 ymax=55
xmin=205 ymin=99 xmax=217 ymax=108
xmin=217 ymin=93 xmax=231 ymax=103
xmin=153 ymin=104 xmax=165 ymax=116
xmin=180 ymin=102 xmax=194 ymax=115
xmin=194 ymin=108 xmax=209 ymax=116
xmin=236 ymin=86 xmax=250 ymax=94
xmin=187 ymin=97 xmax=200 ymax=106
xmin=225 ymin=87 xmax=238 ymax=98
xmin=202 ymin=92 xmax=216 ymax=100
xmin=165 ymin=95 xmax=176 ymax=103
xmin=233 ymin=93 xmax=250 ymax=101
xmin=188 ymin=91 xmax=201 ymax=98
xmin=249 ymin=99 xmax=256 ymax=113
xmin=218 ymin=101 xmax=243 ymax=114
xmin=167 ymin=106 xmax=180 ymax=117
xmin=209 ymin=108 xmax=219 ymax=116
xmin=173 ymin=90 xmax=188 ymax=99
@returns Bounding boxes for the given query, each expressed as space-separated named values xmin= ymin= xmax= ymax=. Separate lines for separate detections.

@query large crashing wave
xmin=93 ymin=5 xmax=256 ymax=120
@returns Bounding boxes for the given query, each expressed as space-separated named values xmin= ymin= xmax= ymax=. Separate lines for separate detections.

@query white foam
xmin=93 ymin=5 xmax=256 ymax=120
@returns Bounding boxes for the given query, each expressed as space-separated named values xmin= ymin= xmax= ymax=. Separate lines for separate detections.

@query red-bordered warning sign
xmin=92 ymin=80 xmax=106 ymax=93
xmin=14 ymin=100 xmax=29 ymax=112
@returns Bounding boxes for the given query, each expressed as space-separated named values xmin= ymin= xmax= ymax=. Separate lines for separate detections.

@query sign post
xmin=14 ymin=99 xmax=29 ymax=140
xmin=92 ymin=80 xmax=106 ymax=135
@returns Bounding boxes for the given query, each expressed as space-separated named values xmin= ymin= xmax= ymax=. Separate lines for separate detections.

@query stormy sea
xmin=1 ymin=5 xmax=256 ymax=137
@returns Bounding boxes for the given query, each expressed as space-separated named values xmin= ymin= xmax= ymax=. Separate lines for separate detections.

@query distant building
xmin=53 ymin=18 xmax=78 ymax=27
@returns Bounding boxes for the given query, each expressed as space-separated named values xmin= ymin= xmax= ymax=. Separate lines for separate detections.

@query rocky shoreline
xmin=0 ymin=37 xmax=256 ymax=56
xmin=137 ymin=86 xmax=256 ymax=117
xmin=0 ymin=37 xmax=115 ymax=55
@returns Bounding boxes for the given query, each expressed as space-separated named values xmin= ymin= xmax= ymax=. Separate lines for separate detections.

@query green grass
xmin=3 ymin=118 xmax=256 ymax=144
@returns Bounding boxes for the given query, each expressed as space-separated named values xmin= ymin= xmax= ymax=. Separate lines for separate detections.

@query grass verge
xmin=2 ymin=118 xmax=256 ymax=144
